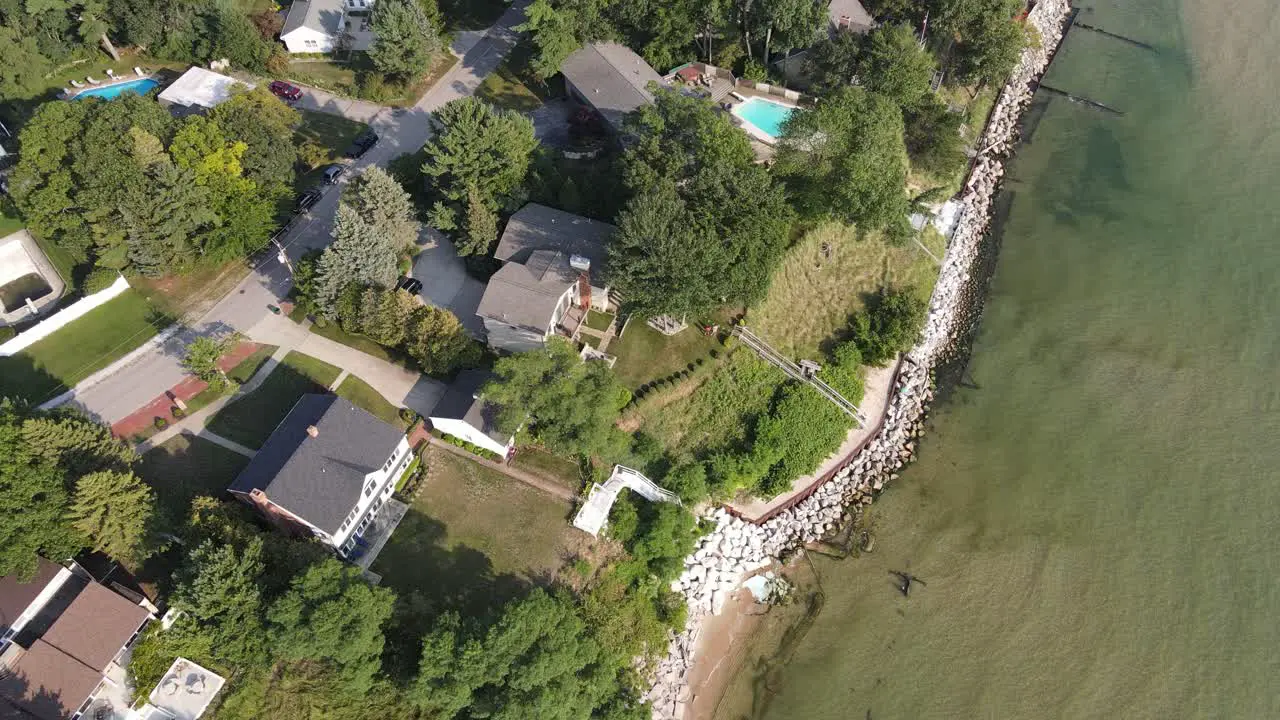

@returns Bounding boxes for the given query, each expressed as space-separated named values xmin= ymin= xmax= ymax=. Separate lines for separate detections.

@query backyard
xmin=475 ymin=62 xmax=543 ymax=112
xmin=0 ymin=289 xmax=169 ymax=403
xmin=510 ymin=448 xmax=582 ymax=492
xmin=205 ymin=351 xmax=340 ymax=449
xmin=609 ymin=319 xmax=724 ymax=390
xmin=372 ymin=445 xmax=584 ymax=616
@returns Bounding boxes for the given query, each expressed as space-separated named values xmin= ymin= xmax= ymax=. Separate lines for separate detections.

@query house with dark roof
xmin=280 ymin=0 xmax=375 ymax=54
xmin=560 ymin=42 xmax=664 ymax=133
xmin=476 ymin=204 xmax=616 ymax=354
xmin=427 ymin=370 xmax=514 ymax=458
xmin=0 ymin=563 xmax=153 ymax=720
xmin=228 ymin=394 xmax=413 ymax=564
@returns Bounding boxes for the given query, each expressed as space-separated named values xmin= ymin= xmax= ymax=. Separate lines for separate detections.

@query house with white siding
xmin=228 ymin=394 xmax=412 ymax=566
xmin=280 ymin=0 xmax=376 ymax=54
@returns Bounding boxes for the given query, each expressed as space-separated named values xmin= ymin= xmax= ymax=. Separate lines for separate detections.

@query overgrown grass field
xmin=747 ymin=222 xmax=941 ymax=359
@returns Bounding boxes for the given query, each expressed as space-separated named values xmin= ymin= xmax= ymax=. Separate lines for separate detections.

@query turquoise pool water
xmin=732 ymin=96 xmax=798 ymax=140
xmin=73 ymin=78 xmax=159 ymax=100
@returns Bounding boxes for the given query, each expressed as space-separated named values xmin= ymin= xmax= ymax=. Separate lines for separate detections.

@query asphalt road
xmin=54 ymin=6 xmax=526 ymax=424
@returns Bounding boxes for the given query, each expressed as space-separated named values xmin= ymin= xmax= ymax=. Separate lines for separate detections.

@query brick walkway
xmin=110 ymin=342 xmax=263 ymax=440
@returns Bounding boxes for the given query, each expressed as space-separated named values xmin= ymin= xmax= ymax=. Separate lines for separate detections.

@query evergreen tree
xmin=174 ymin=538 xmax=269 ymax=667
xmin=19 ymin=412 xmax=138 ymax=476
xmin=347 ymin=166 xmax=421 ymax=251
xmin=68 ymin=470 xmax=155 ymax=566
xmin=460 ymin=185 xmax=498 ymax=257
xmin=121 ymin=163 xmax=219 ymax=276
xmin=368 ymin=0 xmax=442 ymax=80
xmin=314 ymin=204 xmax=399 ymax=317
xmin=420 ymin=98 xmax=537 ymax=225
xmin=0 ymin=403 xmax=85 ymax=579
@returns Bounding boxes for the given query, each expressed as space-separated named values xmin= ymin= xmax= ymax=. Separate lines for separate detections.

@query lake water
xmin=721 ymin=0 xmax=1280 ymax=717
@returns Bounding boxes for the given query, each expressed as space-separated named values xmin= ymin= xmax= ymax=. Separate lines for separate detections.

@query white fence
xmin=0 ymin=275 xmax=130 ymax=356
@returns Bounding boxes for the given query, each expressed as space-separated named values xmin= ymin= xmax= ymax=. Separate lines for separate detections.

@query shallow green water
xmin=743 ymin=1 xmax=1280 ymax=718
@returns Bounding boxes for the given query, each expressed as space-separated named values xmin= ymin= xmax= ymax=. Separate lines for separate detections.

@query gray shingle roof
xmin=494 ymin=203 xmax=615 ymax=271
xmin=281 ymin=0 xmax=344 ymax=37
xmin=561 ymin=42 xmax=663 ymax=129
xmin=477 ymin=250 xmax=577 ymax=332
xmin=228 ymin=394 xmax=405 ymax=535
xmin=427 ymin=370 xmax=510 ymax=447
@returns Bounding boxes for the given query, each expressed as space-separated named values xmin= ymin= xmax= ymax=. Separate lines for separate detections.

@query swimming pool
xmin=731 ymin=96 xmax=800 ymax=142
xmin=72 ymin=77 xmax=159 ymax=101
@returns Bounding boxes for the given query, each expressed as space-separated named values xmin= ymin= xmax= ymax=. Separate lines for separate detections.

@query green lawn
xmin=372 ymin=446 xmax=579 ymax=616
xmin=134 ymin=434 xmax=252 ymax=531
xmin=609 ymin=320 xmax=723 ymax=390
xmin=475 ymin=63 xmax=543 ymax=112
xmin=584 ymin=309 xmax=614 ymax=332
xmin=205 ymin=351 xmax=340 ymax=449
xmin=285 ymin=52 xmax=458 ymax=107
xmin=227 ymin=344 xmax=279 ymax=384
xmin=131 ymin=258 xmax=253 ymax=321
xmin=0 ymin=290 xmax=169 ymax=403
xmin=747 ymin=222 xmax=941 ymax=360
xmin=335 ymin=374 xmax=406 ymax=428
xmin=295 ymin=109 xmax=369 ymax=153
xmin=510 ymin=448 xmax=582 ymax=491
xmin=0 ymin=199 xmax=24 ymax=238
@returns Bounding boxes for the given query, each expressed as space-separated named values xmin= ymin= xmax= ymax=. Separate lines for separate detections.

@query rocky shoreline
xmin=641 ymin=1 xmax=1076 ymax=717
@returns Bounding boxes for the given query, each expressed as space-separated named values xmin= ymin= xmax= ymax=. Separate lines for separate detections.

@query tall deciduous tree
xmin=68 ymin=470 xmax=155 ymax=566
xmin=934 ymin=0 xmax=1027 ymax=85
xmin=515 ymin=0 xmax=581 ymax=80
xmin=773 ymin=86 xmax=910 ymax=232
xmin=803 ymin=28 xmax=861 ymax=96
xmin=412 ymin=589 xmax=631 ymax=719
xmin=210 ymin=86 xmax=300 ymax=195
xmin=369 ymin=0 xmax=443 ymax=80
xmin=483 ymin=339 xmax=630 ymax=457
xmin=754 ymin=0 xmax=825 ymax=65
xmin=610 ymin=88 xmax=793 ymax=317
xmin=267 ymin=558 xmax=396 ymax=694
xmin=182 ymin=333 xmax=240 ymax=390
xmin=404 ymin=305 xmax=481 ymax=375
xmin=420 ymin=98 xmax=537 ymax=229
xmin=859 ymin=23 xmax=936 ymax=110
xmin=354 ymin=288 xmax=419 ymax=346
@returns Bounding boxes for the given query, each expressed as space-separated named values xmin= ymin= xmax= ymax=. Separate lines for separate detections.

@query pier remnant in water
xmin=1036 ymin=85 xmax=1124 ymax=116
xmin=1075 ymin=22 xmax=1156 ymax=51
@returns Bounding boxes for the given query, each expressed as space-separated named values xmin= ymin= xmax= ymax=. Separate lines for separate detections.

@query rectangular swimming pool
xmin=731 ymin=96 xmax=800 ymax=143
xmin=73 ymin=77 xmax=159 ymax=101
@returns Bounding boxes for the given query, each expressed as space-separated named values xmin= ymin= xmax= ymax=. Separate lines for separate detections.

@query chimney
xmin=306 ymin=425 xmax=319 ymax=438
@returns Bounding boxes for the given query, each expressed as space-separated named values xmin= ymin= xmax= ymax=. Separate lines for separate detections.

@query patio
xmin=347 ymin=497 xmax=410 ymax=572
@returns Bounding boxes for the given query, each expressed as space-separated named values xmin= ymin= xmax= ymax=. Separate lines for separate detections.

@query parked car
xmin=269 ymin=81 xmax=303 ymax=102
xmin=343 ymin=131 xmax=379 ymax=159
xmin=294 ymin=188 xmax=322 ymax=213
xmin=397 ymin=277 xmax=423 ymax=294
xmin=321 ymin=164 xmax=347 ymax=185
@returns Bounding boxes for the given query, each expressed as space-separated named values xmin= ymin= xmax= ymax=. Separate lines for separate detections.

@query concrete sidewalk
xmin=246 ymin=314 xmax=448 ymax=416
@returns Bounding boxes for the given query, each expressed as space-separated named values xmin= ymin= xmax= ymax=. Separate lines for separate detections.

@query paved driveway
xmin=411 ymin=229 xmax=487 ymax=336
